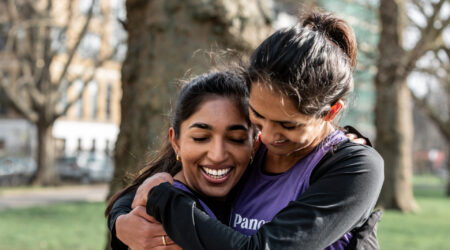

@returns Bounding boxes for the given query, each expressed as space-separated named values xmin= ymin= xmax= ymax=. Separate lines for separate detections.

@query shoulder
xmin=311 ymin=140 xmax=384 ymax=183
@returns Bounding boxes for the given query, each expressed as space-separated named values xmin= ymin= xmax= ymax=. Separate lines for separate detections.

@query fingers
xmin=345 ymin=133 xmax=357 ymax=140
xmin=352 ymin=138 xmax=367 ymax=145
xmin=163 ymin=235 xmax=176 ymax=245
xmin=148 ymin=235 xmax=179 ymax=249
xmin=345 ymin=133 xmax=367 ymax=145
xmin=151 ymin=244 xmax=182 ymax=250
xmin=132 ymin=173 xmax=174 ymax=209
xmin=117 ymin=210 xmax=175 ymax=250
xmin=143 ymin=172 xmax=174 ymax=186
xmin=132 ymin=206 xmax=158 ymax=223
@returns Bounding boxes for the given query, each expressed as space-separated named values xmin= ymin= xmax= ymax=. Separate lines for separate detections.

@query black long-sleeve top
xmin=144 ymin=140 xmax=384 ymax=250
xmin=108 ymin=181 xmax=232 ymax=249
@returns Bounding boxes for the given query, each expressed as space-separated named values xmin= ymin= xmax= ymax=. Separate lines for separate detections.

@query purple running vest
xmin=173 ymin=181 xmax=217 ymax=219
xmin=230 ymin=130 xmax=352 ymax=249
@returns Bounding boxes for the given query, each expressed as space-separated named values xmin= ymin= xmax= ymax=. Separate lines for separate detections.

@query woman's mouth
xmin=201 ymin=166 xmax=232 ymax=183
xmin=271 ymin=139 xmax=288 ymax=146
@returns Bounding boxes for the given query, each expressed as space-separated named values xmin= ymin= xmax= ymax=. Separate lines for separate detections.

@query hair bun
xmin=301 ymin=11 xmax=357 ymax=68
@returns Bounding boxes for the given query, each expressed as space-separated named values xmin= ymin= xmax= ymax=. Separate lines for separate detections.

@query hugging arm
xmin=147 ymin=143 xmax=384 ymax=250
xmin=108 ymin=191 xmax=135 ymax=250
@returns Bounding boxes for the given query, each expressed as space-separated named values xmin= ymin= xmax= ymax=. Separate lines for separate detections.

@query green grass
xmin=0 ymin=202 xmax=107 ymax=250
xmin=378 ymin=175 xmax=450 ymax=250
xmin=0 ymin=175 xmax=448 ymax=250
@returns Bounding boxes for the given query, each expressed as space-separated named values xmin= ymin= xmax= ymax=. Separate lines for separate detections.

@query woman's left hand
xmin=346 ymin=133 xmax=367 ymax=145
xmin=132 ymin=172 xmax=174 ymax=209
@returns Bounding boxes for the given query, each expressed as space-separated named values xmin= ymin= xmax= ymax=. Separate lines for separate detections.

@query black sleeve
xmin=146 ymin=142 xmax=384 ymax=250
xmin=108 ymin=190 xmax=136 ymax=250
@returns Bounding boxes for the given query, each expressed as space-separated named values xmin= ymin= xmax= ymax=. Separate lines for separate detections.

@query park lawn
xmin=378 ymin=178 xmax=450 ymax=250
xmin=0 ymin=175 xmax=449 ymax=250
xmin=0 ymin=202 xmax=107 ymax=250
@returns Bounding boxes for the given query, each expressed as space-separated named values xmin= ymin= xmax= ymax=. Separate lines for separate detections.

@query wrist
xmin=115 ymin=214 xmax=127 ymax=241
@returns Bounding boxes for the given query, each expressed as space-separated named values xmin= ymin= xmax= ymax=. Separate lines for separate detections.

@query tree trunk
xmin=32 ymin=121 xmax=58 ymax=186
xmin=375 ymin=0 xmax=418 ymax=211
xmin=107 ymin=0 xmax=272 ymax=199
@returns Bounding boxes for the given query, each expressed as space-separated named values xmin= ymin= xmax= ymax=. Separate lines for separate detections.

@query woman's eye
xmin=281 ymin=123 xmax=299 ymax=130
xmin=229 ymin=138 xmax=246 ymax=144
xmin=192 ymin=137 xmax=208 ymax=142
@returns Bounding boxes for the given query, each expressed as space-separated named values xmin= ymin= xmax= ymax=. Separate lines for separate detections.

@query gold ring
xmin=162 ymin=235 xmax=167 ymax=246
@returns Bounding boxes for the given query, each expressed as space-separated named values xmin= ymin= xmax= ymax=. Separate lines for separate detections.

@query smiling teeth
xmin=202 ymin=167 xmax=231 ymax=179
xmin=274 ymin=139 xmax=287 ymax=143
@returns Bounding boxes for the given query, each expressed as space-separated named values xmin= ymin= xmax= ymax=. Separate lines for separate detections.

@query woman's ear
xmin=252 ymin=131 xmax=261 ymax=155
xmin=169 ymin=128 xmax=180 ymax=153
xmin=324 ymin=100 xmax=344 ymax=121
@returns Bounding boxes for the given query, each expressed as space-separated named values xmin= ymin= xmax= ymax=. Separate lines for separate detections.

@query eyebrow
xmin=189 ymin=122 xmax=248 ymax=131
xmin=249 ymin=105 xmax=264 ymax=118
xmin=189 ymin=123 xmax=211 ymax=130
xmin=249 ymin=104 xmax=298 ymax=125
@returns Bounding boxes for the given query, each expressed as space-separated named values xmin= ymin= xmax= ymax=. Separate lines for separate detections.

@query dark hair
xmin=105 ymin=71 xmax=249 ymax=215
xmin=247 ymin=10 xmax=357 ymax=117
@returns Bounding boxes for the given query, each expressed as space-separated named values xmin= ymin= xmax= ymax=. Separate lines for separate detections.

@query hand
xmin=116 ymin=206 xmax=181 ymax=250
xmin=346 ymin=133 xmax=367 ymax=145
xmin=132 ymin=172 xmax=174 ymax=209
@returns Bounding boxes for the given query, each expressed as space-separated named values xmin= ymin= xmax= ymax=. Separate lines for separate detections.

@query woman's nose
xmin=208 ymin=138 xmax=228 ymax=163
xmin=259 ymin=121 xmax=279 ymax=143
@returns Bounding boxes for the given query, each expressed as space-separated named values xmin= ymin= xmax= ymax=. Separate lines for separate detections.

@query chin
xmin=203 ymin=188 xmax=229 ymax=200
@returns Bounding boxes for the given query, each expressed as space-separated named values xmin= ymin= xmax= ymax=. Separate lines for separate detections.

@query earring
xmin=249 ymin=155 xmax=254 ymax=165
xmin=176 ymin=153 xmax=180 ymax=161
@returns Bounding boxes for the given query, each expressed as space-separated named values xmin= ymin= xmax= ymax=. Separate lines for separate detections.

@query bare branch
xmin=410 ymin=0 xmax=426 ymax=18
xmin=402 ymin=0 xmax=448 ymax=77
xmin=0 ymin=73 xmax=38 ymax=122
xmin=54 ymin=0 xmax=96 ymax=86
xmin=20 ymin=59 xmax=46 ymax=107
xmin=53 ymin=48 xmax=119 ymax=121
xmin=411 ymin=90 xmax=450 ymax=140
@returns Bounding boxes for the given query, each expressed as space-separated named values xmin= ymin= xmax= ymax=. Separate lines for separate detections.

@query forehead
xmin=182 ymin=97 xmax=247 ymax=128
xmin=249 ymin=83 xmax=308 ymax=121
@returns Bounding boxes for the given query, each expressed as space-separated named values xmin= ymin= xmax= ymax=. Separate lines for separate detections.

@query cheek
xmin=287 ymin=125 xmax=320 ymax=144
xmin=179 ymin=145 xmax=203 ymax=171
xmin=232 ymin=147 xmax=252 ymax=167
xmin=286 ymin=128 xmax=310 ymax=143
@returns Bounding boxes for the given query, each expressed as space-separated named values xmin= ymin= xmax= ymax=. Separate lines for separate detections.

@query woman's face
xmin=249 ymin=83 xmax=329 ymax=158
xmin=170 ymin=97 xmax=253 ymax=199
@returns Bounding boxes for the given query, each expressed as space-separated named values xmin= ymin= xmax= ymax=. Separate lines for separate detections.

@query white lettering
xmin=241 ymin=218 xmax=248 ymax=228
xmin=257 ymin=220 xmax=266 ymax=229
xmin=233 ymin=214 xmax=242 ymax=228
xmin=232 ymin=213 xmax=267 ymax=231
xmin=249 ymin=219 xmax=258 ymax=230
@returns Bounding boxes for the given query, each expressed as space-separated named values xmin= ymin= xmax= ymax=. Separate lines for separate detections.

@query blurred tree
xmin=0 ymin=0 xmax=116 ymax=185
xmin=375 ymin=0 xmax=448 ymax=210
xmin=410 ymin=47 xmax=449 ymax=195
xmin=108 ymin=0 xmax=273 ymax=198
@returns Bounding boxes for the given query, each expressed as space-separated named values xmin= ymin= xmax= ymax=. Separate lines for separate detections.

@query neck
xmin=264 ymin=123 xmax=335 ymax=174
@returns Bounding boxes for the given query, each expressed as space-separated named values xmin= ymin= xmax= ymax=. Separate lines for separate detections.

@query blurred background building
xmin=0 ymin=0 xmax=125 ymax=159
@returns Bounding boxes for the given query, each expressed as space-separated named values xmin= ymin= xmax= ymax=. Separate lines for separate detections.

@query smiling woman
xmin=169 ymin=97 xmax=253 ymax=199
xmin=105 ymin=70 xmax=255 ymax=249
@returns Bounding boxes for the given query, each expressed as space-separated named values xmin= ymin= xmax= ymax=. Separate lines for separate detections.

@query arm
xmin=108 ymin=190 xmax=135 ymax=250
xmin=108 ymin=173 xmax=179 ymax=250
xmin=147 ymin=143 xmax=384 ymax=249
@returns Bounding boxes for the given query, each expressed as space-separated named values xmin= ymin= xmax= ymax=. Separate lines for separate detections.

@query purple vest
xmin=230 ymin=130 xmax=352 ymax=249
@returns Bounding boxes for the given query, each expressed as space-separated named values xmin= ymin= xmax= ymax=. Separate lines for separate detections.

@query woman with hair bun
xmin=114 ymin=10 xmax=384 ymax=250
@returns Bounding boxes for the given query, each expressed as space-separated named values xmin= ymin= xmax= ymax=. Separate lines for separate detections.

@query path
xmin=0 ymin=184 xmax=109 ymax=211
